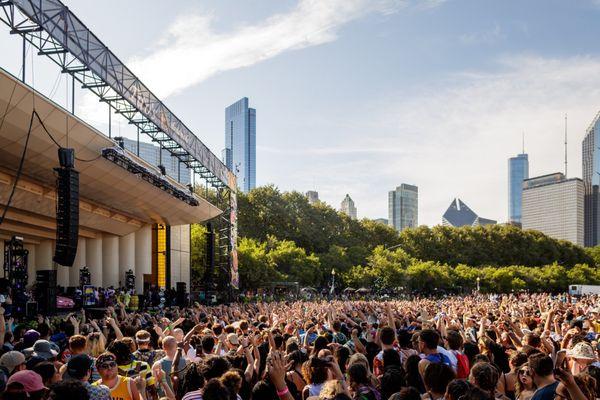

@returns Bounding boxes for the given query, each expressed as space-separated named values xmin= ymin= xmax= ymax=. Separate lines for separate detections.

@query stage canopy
xmin=0 ymin=68 xmax=222 ymax=244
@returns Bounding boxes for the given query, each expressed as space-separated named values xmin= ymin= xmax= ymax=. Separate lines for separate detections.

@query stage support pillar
xmin=102 ymin=235 xmax=119 ymax=288
xmin=70 ymin=238 xmax=86 ymax=287
xmin=35 ymin=240 xmax=53 ymax=272
xmin=135 ymin=225 xmax=151 ymax=294
xmin=86 ymin=236 xmax=103 ymax=287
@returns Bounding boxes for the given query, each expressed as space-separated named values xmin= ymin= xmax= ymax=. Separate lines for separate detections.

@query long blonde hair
xmin=85 ymin=332 xmax=106 ymax=357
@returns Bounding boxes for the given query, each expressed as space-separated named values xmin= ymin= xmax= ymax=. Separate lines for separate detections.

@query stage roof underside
xmin=0 ymin=68 xmax=222 ymax=243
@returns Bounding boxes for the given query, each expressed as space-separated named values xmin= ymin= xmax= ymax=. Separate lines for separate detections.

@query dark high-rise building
xmin=442 ymin=198 xmax=496 ymax=227
xmin=583 ymin=112 xmax=600 ymax=246
xmin=224 ymin=98 xmax=256 ymax=192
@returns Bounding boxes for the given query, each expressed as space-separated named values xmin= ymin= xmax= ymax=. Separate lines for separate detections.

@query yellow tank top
xmin=94 ymin=376 xmax=133 ymax=400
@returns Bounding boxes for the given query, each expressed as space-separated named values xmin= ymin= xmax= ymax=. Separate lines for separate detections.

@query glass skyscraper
xmin=224 ymin=98 xmax=256 ymax=192
xmin=388 ymin=184 xmax=418 ymax=231
xmin=508 ymin=153 xmax=529 ymax=224
xmin=583 ymin=112 xmax=600 ymax=246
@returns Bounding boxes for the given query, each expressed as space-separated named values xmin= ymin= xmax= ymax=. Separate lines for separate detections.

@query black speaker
xmin=26 ymin=302 xmax=38 ymax=319
xmin=36 ymin=270 xmax=57 ymax=286
xmin=53 ymin=166 xmax=79 ymax=266
xmin=36 ymin=270 xmax=56 ymax=315
xmin=176 ymin=282 xmax=187 ymax=307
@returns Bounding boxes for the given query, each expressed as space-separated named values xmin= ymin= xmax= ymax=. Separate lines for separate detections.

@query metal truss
xmin=0 ymin=0 xmax=238 ymax=292
xmin=0 ymin=0 xmax=231 ymax=192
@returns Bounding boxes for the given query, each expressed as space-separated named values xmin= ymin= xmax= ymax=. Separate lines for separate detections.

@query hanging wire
xmin=33 ymin=111 xmax=102 ymax=162
xmin=0 ymin=111 xmax=34 ymax=226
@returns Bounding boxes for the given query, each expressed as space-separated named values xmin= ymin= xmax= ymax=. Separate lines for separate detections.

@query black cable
xmin=32 ymin=110 xmax=102 ymax=162
xmin=0 ymin=81 xmax=18 ymax=134
xmin=0 ymin=111 xmax=34 ymax=226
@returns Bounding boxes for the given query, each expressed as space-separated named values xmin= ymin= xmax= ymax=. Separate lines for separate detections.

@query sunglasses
xmin=98 ymin=361 xmax=117 ymax=369
xmin=518 ymin=369 xmax=530 ymax=376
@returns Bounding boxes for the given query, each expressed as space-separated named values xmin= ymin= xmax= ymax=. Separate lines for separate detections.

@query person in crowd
xmin=417 ymin=330 xmax=451 ymax=378
xmin=0 ymin=351 xmax=25 ymax=391
xmin=528 ymin=354 xmax=558 ymax=400
xmin=514 ymin=365 xmax=536 ymax=400
xmin=65 ymin=354 xmax=110 ymax=400
xmin=422 ymin=362 xmax=455 ymax=400
xmin=93 ymin=352 xmax=143 ymax=400
xmin=6 ymin=370 xmax=48 ymax=400
xmin=0 ymin=291 xmax=598 ymax=400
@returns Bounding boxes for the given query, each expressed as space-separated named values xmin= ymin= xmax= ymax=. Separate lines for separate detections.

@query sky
xmin=3 ymin=0 xmax=600 ymax=226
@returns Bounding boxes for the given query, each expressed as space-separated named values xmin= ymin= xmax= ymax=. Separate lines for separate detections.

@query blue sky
xmin=3 ymin=0 xmax=600 ymax=225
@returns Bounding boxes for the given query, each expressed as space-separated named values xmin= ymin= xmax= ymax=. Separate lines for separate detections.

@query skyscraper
xmin=442 ymin=198 xmax=496 ymax=227
xmin=306 ymin=191 xmax=319 ymax=205
xmin=522 ymin=173 xmax=584 ymax=246
xmin=224 ymin=98 xmax=256 ymax=192
xmin=388 ymin=184 xmax=418 ymax=231
xmin=508 ymin=153 xmax=529 ymax=225
xmin=583 ymin=112 xmax=600 ymax=247
xmin=340 ymin=194 xmax=357 ymax=219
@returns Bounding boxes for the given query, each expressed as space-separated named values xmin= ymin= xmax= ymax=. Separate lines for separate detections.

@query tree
xmin=237 ymin=238 xmax=282 ymax=289
xmin=190 ymin=224 xmax=207 ymax=288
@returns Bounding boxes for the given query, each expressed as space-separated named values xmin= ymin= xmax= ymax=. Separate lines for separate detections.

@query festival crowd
xmin=0 ymin=293 xmax=597 ymax=400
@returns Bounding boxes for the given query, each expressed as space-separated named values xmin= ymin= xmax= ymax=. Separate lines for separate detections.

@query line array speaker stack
xmin=36 ymin=269 xmax=57 ymax=315
xmin=53 ymin=148 xmax=79 ymax=267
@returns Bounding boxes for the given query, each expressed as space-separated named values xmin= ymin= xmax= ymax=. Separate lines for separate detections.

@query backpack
xmin=454 ymin=352 xmax=470 ymax=379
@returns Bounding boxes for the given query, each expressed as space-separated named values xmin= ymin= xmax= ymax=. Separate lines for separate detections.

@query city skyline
xmin=5 ymin=1 xmax=600 ymax=225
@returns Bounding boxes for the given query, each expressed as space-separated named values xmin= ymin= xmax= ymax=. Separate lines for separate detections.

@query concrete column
xmin=181 ymin=225 xmax=191 ymax=288
xmin=119 ymin=233 xmax=135 ymax=286
xmin=135 ymin=225 xmax=152 ymax=294
xmin=56 ymin=263 xmax=69 ymax=288
xmin=102 ymin=235 xmax=119 ymax=288
xmin=23 ymin=244 xmax=36 ymax=287
xmin=70 ymin=238 xmax=86 ymax=287
xmin=86 ymin=236 xmax=103 ymax=287
xmin=170 ymin=225 xmax=182 ymax=285
xmin=35 ymin=240 xmax=53 ymax=271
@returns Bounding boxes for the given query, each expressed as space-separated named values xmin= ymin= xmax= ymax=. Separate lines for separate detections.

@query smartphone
xmin=555 ymin=350 xmax=567 ymax=368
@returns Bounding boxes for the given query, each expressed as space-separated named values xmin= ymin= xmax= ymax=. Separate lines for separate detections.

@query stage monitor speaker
xmin=53 ymin=166 xmax=79 ymax=266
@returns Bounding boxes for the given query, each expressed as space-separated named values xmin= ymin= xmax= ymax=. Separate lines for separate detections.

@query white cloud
xmin=127 ymin=0 xmax=409 ymax=98
xmin=265 ymin=54 xmax=600 ymax=225
xmin=77 ymin=0 xmax=434 ymax=127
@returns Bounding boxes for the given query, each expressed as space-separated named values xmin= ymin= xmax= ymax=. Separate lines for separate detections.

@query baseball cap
xmin=7 ymin=370 xmax=47 ymax=392
xmin=67 ymin=354 xmax=93 ymax=380
xmin=0 ymin=351 xmax=25 ymax=373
